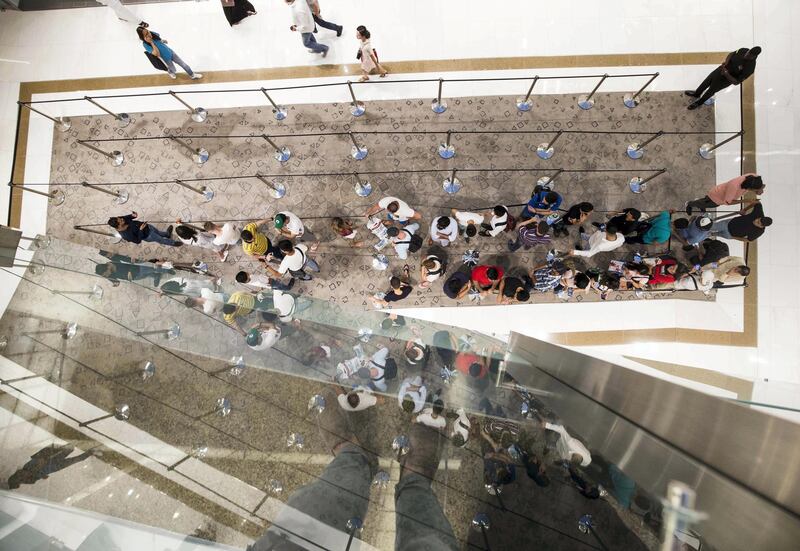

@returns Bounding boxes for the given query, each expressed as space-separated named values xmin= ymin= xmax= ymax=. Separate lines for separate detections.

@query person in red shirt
xmin=648 ymin=258 xmax=680 ymax=287
xmin=454 ymin=352 xmax=487 ymax=379
xmin=471 ymin=265 xmax=504 ymax=295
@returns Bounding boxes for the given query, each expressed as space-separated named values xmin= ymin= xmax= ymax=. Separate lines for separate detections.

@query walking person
xmin=174 ymin=221 xmax=229 ymax=261
xmin=108 ymin=211 xmax=181 ymax=248
xmin=710 ymin=201 xmax=771 ymax=242
xmin=685 ymin=174 xmax=764 ymax=215
xmin=419 ymin=254 xmax=445 ymax=289
xmin=308 ymin=0 xmax=343 ymax=36
xmin=285 ymin=0 xmax=329 ymax=58
xmin=356 ymin=25 xmax=388 ymax=81
xmin=264 ymin=240 xmax=321 ymax=281
xmin=137 ymin=24 xmax=202 ymax=80
xmin=570 ymin=225 xmax=624 ymax=258
xmin=428 ymin=216 xmax=458 ymax=247
xmin=221 ymin=0 xmax=256 ymax=26
xmin=686 ymin=47 xmax=761 ymax=109
xmin=330 ymin=217 xmax=364 ymax=247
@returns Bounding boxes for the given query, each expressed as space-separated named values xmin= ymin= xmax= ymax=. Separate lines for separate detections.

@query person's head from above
xmin=422 ymin=257 xmax=438 ymax=270
xmin=602 ymin=273 xmax=622 ymax=290
xmin=203 ymin=221 xmax=216 ymax=232
xmin=743 ymin=174 xmax=764 ymax=192
xmin=284 ymin=0 xmax=295 ymax=5
xmin=746 ymin=46 xmax=762 ymax=59
xmin=515 ymin=288 xmax=531 ymax=303
xmin=356 ymin=25 xmax=370 ymax=40
xmin=95 ymin=263 xmax=115 ymax=277
xmin=240 ymin=229 xmax=254 ymax=243
xmin=331 ymin=217 xmax=347 ymax=231
xmin=222 ymin=303 xmax=237 ymax=316
xmin=486 ymin=267 xmax=500 ymax=282
xmin=579 ymin=202 xmax=594 ymax=214
xmin=493 ymin=205 xmax=507 ymax=217
xmin=436 ymin=216 xmax=451 ymax=230
xmin=605 ymin=224 xmax=618 ymax=238
xmin=500 ymin=432 xmax=515 ymax=449
xmin=466 ymin=224 xmax=478 ymax=238
xmin=544 ymin=191 xmax=559 ymax=205
xmin=346 ymin=391 xmax=361 ymax=409
xmin=665 ymin=262 xmax=680 ymax=275
xmin=184 ymin=297 xmax=200 ymax=309
xmin=401 ymin=396 xmax=416 ymax=414
xmin=625 ymin=208 xmax=642 ymax=222
xmin=107 ymin=217 xmax=126 ymax=230
xmin=245 ymin=328 xmax=262 ymax=347
xmin=432 ymin=400 xmax=444 ymax=416
xmin=136 ymin=26 xmax=152 ymax=41
xmin=451 ymin=433 xmax=466 ymax=448
xmin=625 ymin=262 xmax=650 ymax=275
xmin=405 ymin=345 xmax=424 ymax=362
xmin=260 ymin=311 xmax=278 ymax=323
xmin=175 ymin=225 xmax=196 ymax=241
xmin=536 ymin=220 xmax=550 ymax=236
xmin=274 ymin=213 xmax=288 ymax=231
xmin=492 ymin=464 xmax=514 ymax=486
xmin=468 ymin=362 xmax=483 ymax=378
xmin=735 ymin=265 xmax=751 ymax=277
xmin=446 ymin=276 xmax=466 ymax=296
xmin=673 ymin=218 xmax=690 ymax=230
xmin=386 ymin=226 xmax=400 ymax=238
xmin=755 ymin=216 xmax=773 ymax=228
xmin=694 ymin=216 xmax=712 ymax=231
xmin=386 ymin=201 xmax=400 ymax=214
xmin=380 ymin=317 xmax=394 ymax=330
xmin=278 ymin=239 xmax=294 ymax=254
xmin=574 ymin=272 xmax=590 ymax=289
xmin=390 ymin=276 xmax=403 ymax=291
xmin=235 ymin=271 xmax=250 ymax=284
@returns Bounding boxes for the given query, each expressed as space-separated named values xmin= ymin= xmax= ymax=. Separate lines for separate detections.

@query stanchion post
xmin=443 ymin=168 xmax=461 ymax=194
xmin=80 ymin=181 xmax=129 ymax=205
xmin=346 ymin=81 xmax=366 ymax=117
xmin=578 ymin=74 xmax=608 ymax=110
xmin=84 ymin=96 xmax=131 ymax=128
xmin=77 ymin=140 xmax=124 ymax=167
xmin=19 ymin=101 xmax=71 ymax=132
xmin=536 ymin=130 xmax=563 ymax=160
xmin=353 ymin=171 xmax=372 ymax=197
xmin=74 ymin=225 xmax=123 ymax=243
xmin=261 ymin=134 xmax=291 ymax=163
xmin=699 ymin=131 xmax=743 ymax=160
xmin=431 ymin=78 xmax=447 ymax=114
xmin=168 ymin=90 xmax=208 ymax=123
xmin=349 ymin=132 xmax=368 ymax=161
xmin=255 ymin=173 xmax=286 ymax=199
xmin=169 ymin=135 xmax=209 ymax=165
xmin=260 ymin=88 xmax=288 ymax=121
xmin=175 ymin=179 xmax=215 ymax=202
xmin=516 ymin=75 xmax=539 ymax=112
xmin=624 ymin=72 xmax=659 ymax=108
xmin=537 ymin=168 xmax=563 ymax=189
xmin=629 ymin=169 xmax=667 ymax=194
xmin=626 ymin=130 xmax=664 ymax=160
xmin=438 ymin=130 xmax=456 ymax=159
xmin=9 ymin=183 xmax=65 ymax=206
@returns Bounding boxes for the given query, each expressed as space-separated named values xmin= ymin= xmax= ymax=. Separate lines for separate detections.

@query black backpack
xmin=398 ymin=233 xmax=424 ymax=253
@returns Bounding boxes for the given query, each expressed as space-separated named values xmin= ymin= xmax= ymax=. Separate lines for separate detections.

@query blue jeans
xmin=301 ymin=32 xmax=328 ymax=54
xmin=165 ymin=52 xmax=194 ymax=77
xmin=313 ymin=13 xmax=341 ymax=33
xmin=143 ymin=226 xmax=179 ymax=247
xmin=710 ymin=219 xmax=733 ymax=239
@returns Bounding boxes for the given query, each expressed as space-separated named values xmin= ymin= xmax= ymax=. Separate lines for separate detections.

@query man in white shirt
xmin=206 ymin=221 xmax=241 ymax=247
xmin=285 ymin=0 xmax=328 ymax=56
xmin=274 ymin=211 xmax=309 ymax=240
xmin=479 ymin=205 xmax=510 ymax=237
xmin=429 ymin=216 xmax=458 ymax=247
xmin=271 ymin=289 xmax=312 ymax=323
xmin=336 ymin=385 xmax=378 ymax=412
xmin=397 ymin=375 xmax=427 ymax=413
xmin=235 ymin=270 xmax=294 ymax=292
xmin=544 ymin=422 xmax=592 ymax=466
xmin=450 ymin=408 xmax=471 ymax=447
xmin=264 ymin=240 xmax=321 ymax=281
xmin=387 ymin=223 xmax=420 ymax=260
xmin=415 ymin=403 xmax=446 ymax=430
xmin=452 ymin=209 xmax=484 ymax=240
xmin=366 ymin=196 xmax=421 ymax=224
xmin=184 ymin=288 xmax=226 ymax=315
xmin=570 ymin=226 xmax=625 ymax=258
xmin=245 ymin=323 xmax=282 ymax=351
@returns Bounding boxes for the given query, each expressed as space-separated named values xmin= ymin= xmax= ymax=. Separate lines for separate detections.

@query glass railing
xmin=1 ymin=235 xmax=798 ymax=551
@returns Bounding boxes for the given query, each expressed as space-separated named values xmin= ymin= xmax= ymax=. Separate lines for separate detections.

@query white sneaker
xmin=190 ymin=73 xmax=203 ymax=80
xmin=168 ymin=72 xmax=177 ymax=79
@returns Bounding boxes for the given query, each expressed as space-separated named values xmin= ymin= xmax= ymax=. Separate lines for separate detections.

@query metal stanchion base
xmin=704 ymin=97 xmax=715 ymax=106
xmin=114 ymin=189 xmax=129 ymax=205
xmin=350 ymin=102 xmax=366 ymax=117
xmin=698 ymin=143 xmax=715 ymax=160
xmin=32 ymin=235 xmax=52 ymax=250
xmin=49 ymin=189 xmax=66 ymax=206
xmin=628 ymin=177 xmax=647 ymax=194
xmin=56 ymin=117 xmax=72 ymax=132
xmin=536 ymin=144 xmax=555 ymax=160
xmin=431 ymin=99 xmax=447 ymax=114
xmin=191 ymin=107 xmax=208 ymax=123
xmin=30 ymin=264 xmax=46 ymax=276
xmin=443 ymin=177 xmax=462 ymax=194
xmin=274 ymin=147 xmax=292 ymax=163
xmin=110 ymin=151 xmax=125 ymax=167
xmin=516 ymin=98 xmax=533 ymax=112
xmin=537 ymin=176 xmax=555 ymax=189
xmin=577 ymin=95 xmax=595 ymax=110
xmin=355 ymin=181 xmax=373 ymax=197
xmin=351 ymin=146 xmax=368 ymax=161
xmin=273 ymin=107 xmax=288 ymax=121
xmin=438 ymin=143 xmax=456 ymax=159
xmin=200 ymin=186 xmax=215 ymax=202
xmin=117 ymin=113 xmax=132 ymax=128
xmin=193 ymin=148 xmax=210 ymax=165
xmin=623 ymin=93 xmax=640 ymax=108
xmin=269 ymin=182 xmax=287 ymax=199
xmin=626 ymin=144 xmax=644 ymax=160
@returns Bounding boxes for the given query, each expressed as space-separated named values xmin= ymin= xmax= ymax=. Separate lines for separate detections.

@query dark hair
xmin=437 ymin=216 xmax=450 ymax=230
xmin=222 ymin=303 xmax=236 ymax=315
xmin=468 ymin=362 xmax=482 ymax=377
xmin=184 ymin=297 xmax=199 ymax=308
xmin=274 ymin=213 xmax=287 ymax=225
xmin=235 ymin=271 xmax=249 ymax=284
xmin=347 ymin=393 xmax=360 ymax=409
xmin=673 ymin=218 xmax=689 ymax=230
xmin=493 ymin=205 xmax=507 ymax=217
xmin=432 ymin=399 xmax=444 ymax=415
xmin=761 ymin=217 xmax=773 ymax=227
xmin=601 ymin=272 xmax=621 ymax=290
xmin=386 ymin=226 xmax=400 ymax=238
xmin=625 ymin=262 xmax=649 ymax=275
xmin=356 ymin=25 xmax=370 ymax=39
xmin=446 ymin=277 xmax=465 ymax=295
xmin=743 ymin=175 xmax=763 ymax=190
xmin=516 ymin=289 xmax=530 ymax=302
xmin=452 ymin=433 xmax=466 ymax=447
xmin=390 ymin=276 xmax=402 ymax=289
xmin=575 ymin=273 xmax=590 ymax=289
xmin=240 ymin=229 xmax=254 ymax=242
xmin=748 ymin=46 xmax=762 ymax=57
xmin=544 ymin=191 xmax=559 ymax=204
xmin=175 ymin=225 xmax=196 ymax=241
xmin=107 ymin=217 xmax=120 ymax=228
xmin=160 ymin=281 xmax=185 ymax=295
xmin=466 ymin=225 xmax=477 ymax=237
xmin=605 ymin=224 xmax=618 ymax=236
xmin=136 ymin=26 xmax=147 ymax=40
xmin=278 ymin=239 xmax=294 ymax=253
xmin=627 ymin=208 xmax=642 ymax=220
xmin=387 ymin=201 xmax=400 ymax=213
xmin=486 ymin=267 xmax=499 ymax=280
xmin=401 ymin=396 xmax=415 ymax=413
xmin=260 ymin=312 xmax=278 ymax=323
xmin=737 ymin=266 xmax=751 ymax=276
xmin=203 ymin=221 xmax=215 ymax=232
xmin=380 ymin=318 xmax=394 ymax=330
xmin=579 ymin=202 xmax=594 ymax=213
xmin=536 ymin=221 xmax=550 ymax=235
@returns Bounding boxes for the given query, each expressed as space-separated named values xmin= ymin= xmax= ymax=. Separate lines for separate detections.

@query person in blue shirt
xmin=521 ymin=189 xmax=562 ymax=220
xmin=107 ymin=211 xmax=181 ymax=247
xmin=137 ymin=24 xmax=202 ymax=80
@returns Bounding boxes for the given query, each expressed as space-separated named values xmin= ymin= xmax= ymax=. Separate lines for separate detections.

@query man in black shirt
xmin=107 ymin=211 xmax=180 ymax=247
xmin=686 ymin=47 xmax=761 ymax=110
xmin=552 ymin=202 xmax=593 ymax=237
xmin=592 ymin=207 xmax=642 ymax=236
xmin=497 ymin=275 xmax=531 ymax=305
xmin=710 ymin=201 xmax=771 ymax=242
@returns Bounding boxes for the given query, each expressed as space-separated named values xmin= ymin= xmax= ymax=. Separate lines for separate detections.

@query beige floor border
xmin=9 ymin=52 xmax=756 ymax=348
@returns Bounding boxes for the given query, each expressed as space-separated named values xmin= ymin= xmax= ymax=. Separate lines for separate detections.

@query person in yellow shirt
xmin=222 ymin=291 xmax=273 ymax=335
xmin=240 ymin=218 xmax=283 ymax=261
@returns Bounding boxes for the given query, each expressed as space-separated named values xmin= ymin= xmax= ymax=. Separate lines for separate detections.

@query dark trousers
xmin=313 ymin=14 xmax=341 ymax=33
xmin=691 ymin=68 xmax=733 ymax=104
xmin=686 ymin=195 xmax=719 ymax=214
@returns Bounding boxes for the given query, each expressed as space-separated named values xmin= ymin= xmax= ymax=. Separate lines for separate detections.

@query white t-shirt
xmin=545 ymin=422 xmax=592 ymax=466
xmin=272 ymin=290 xmax=296 ymax=322
xmin=249 ymin=327 xmax=281 ymax=351
xmin=338 ymin=386 xmax=378 ymax=411
xmin=179 ymin=231 xmax=223 ymax=252
xmin=277 ymin=211 xmax=305 ymax=237
xmin=289 ymin=0 xmax=314 ymax=32
xmin=200 ymin=288 xmax=225 ymax=314
xmin=573 ymin=231 xmax=625 ymax=258
xmin=213 ymin=223 xmax=241 ymax=246
xmin=416 ymin=407 xmax=446 ymax=429
xmin=454 ymin=211 xmax=484 ymax=227
xmin=429 ymin=217 xmax=458 ymax=245
xmin=397 ymin=376 xmax=427 ymax=413
xmin=451 ymin=408 xmax=471 ymax=443
xmin=391 ymin=223 xmax=419 ymax=260
xmin=244 ymin=273 xmax=273 ymax=290
xmin=488 ymin=208 xmax=509 ymax=237
xmin=278 ymin=243 xmax=309 ymax=274
xmin=368 ymin=347 xmax=390 ymax=392
xmin=378 ymin=196 xmax=416 ymax=222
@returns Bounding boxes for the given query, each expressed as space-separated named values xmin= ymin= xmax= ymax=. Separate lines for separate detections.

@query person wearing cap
xmin=428 ymin=216 xmax=458 ymax=247
xmin=274 ymin=211 xmax=312 ymax=241
xmin=673 ymin=215 xmax=713 ymax=251
xmin=686 ymin=47 xmax=761 ymax=110
xmin=685 ymin=174 xmax=765 ymax=215
xmin=365 ymin=196 xmax=421 ymax=225
xmin=245 ymin=321 xmax=282 ymax=351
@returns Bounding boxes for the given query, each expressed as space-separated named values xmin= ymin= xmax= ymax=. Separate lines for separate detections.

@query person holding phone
xmin=285 ymin=0 xmax=328 ymax=57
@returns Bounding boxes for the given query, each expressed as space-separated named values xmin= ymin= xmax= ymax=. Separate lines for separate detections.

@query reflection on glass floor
xmin=3 ymin=236 xmax=795 ymax=550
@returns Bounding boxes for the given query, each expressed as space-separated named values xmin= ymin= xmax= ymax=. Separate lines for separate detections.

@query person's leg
xmin=304 ymin=258 xmax=321 ymax=272
xmin=143 ymin=231 xmax=179 ymax=247
xmin=312 ymin=13 xmax=342 ymax=33
xmin=169 ymin=52 xmax=195 ymax=77
xmin=710 ymin=219 xmax=733 ymax=239
xmin=688 ymin=69 xmax=716 ymax=97
xmin=301 ymin=32 xmax=328 ymax=54
xmin=696 ymin=77 xmax=730 ymax=105
xmin=163 ymin=58 xmax=177 ymax=76
xmin=686 ymin=195 xmax=719 ymax=215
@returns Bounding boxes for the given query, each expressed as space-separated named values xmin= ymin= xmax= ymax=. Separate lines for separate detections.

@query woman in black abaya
xmin=222 ymin=0 xmax=256 ymax=26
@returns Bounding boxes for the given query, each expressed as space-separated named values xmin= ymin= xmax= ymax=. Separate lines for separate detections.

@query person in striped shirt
xmin=240 ymin=218 xmax=283 ymax=261
xmin=222 ymin=291 xmax=272 ymax=335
